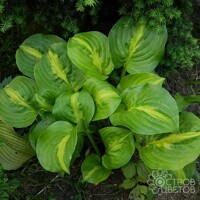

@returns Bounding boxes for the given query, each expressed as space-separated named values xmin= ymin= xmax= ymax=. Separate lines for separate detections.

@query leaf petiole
xmin=86 ymin=132 xmax=101 ymax=157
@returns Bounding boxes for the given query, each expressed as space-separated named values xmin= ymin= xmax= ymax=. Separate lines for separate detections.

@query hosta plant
xmin=0 ymin=17 xmax=200 ymax=195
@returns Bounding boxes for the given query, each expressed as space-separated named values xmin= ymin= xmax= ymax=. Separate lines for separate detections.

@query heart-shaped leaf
xmin=16 ymin=34 xmax=65 ymax=78
xmin=109 ymin=17 xmax=167 ymax=74
xmin=29 ymin=116 xmax=56 ymax=150
xmin=35 ymin=121 xmax=77 ymax=173
xmin=53 ymin=89 xmax=95 ymax=129
xmin=110 ymin=84 xmax=179 ymax=135
xmin=34 ymin=42 xmax=85 ymax=100
xmin=81 ymin=154 xmax=111 ymax=185
xmin=139 ymin=132 xmax=200 ymax=170
xmin=67 ymin=31 xmax=114 ymax=79
xmin=99 ymin=127 xmax=135 ymax=169
xmin=0 ymin=76 xmax=38 ymax=128
xmin=84 ymin=78 xmax=121 ymax=120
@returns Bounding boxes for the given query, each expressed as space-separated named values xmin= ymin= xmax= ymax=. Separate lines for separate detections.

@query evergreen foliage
xmin=0 ymin=0 xmax=199 ymax=77
xmin=0 ymin=0 xmax=103 ymax=81
xmin=0 ymin=0 xmax=101 ymax=37
xmin=117 ymin=0 xmax=200 ymax=72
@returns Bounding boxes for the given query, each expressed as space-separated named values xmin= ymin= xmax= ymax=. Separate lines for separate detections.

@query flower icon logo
xmin=147 ymin=169 xmax=172 ymax=194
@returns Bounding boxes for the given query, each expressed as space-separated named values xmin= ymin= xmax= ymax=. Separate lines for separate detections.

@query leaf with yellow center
xmin=48 ymin=51 xmax=68 ymax=83
xmin=124 ymin=24 xmax=145 ymax=69
xmin=139 ymin=131 xmax=200 ymax=170
xmin=57 ymin=135 xmax=71 ymax=173
xmin=4 ymin=87 xmax=31 ymax=109
xmin=20 ymin=45 xmax=42 ymax=59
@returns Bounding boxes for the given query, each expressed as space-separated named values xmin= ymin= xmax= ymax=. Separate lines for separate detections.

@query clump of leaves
xmin=0 ymin=16 xmax=200 ymax=200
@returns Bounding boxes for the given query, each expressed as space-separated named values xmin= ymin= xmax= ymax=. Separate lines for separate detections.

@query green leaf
xmin=173 ymin=161 xmax=196 ymax=183
xmin=109 ymin=17 xmax=167 ymax=73
xmin=71 ymin=134 xmax=84 ymax=164
xmin=53 ymin=89 xmax=95 ymax=129
xmin=32 ymin=93 xmax=53 ymax=117
xmin=29 ymin=117 xmax=56 ymax=150
xmin=35 ymin=121 xmax=77 ymax=173
xmin=0 ymin=121 xmax=35 ymax=170
xmin=84 ymin=78 xmax=121 ymax=120
xmin=81 ymin=154 xmax=111 ymax=185
xmin=117 ymin=73 xmax=165 ymax=92
xmin=110 ymin=84 xmax=179 ymax=135
xmin=175 ymin=93 xmax=200 ymax=112
xmin=136 ymin=161 xmax=150 ymax=182
xmin=34 ymin=42 xmax=85 ymax=100
xmin=0 ymin=76 xmax=38 ymax=128
xmin=99 ymin=127 xmax=135 ymax=169
xmin=129 ymin=185 xmax=148 ymax=200
xmin=179 ymin=112 xmax=200 ymax=133
xmin=16 ymin=34 xmax=65 ymax=78
xmin=139 ymin=132 xmax=200 ymax=171
xmin=120 ymin=179 xmax=136 ymax=189
xmin=67 ymin=31 xmax=114 ymax=79
xmin=121 ymin=160 xmax=136 ymax=179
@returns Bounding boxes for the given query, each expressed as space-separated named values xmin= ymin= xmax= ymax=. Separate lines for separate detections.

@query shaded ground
xmin=8 ymin=158 xmax=129 ymax=200
xmin=165 ymin=65 xmax=200 ymax=116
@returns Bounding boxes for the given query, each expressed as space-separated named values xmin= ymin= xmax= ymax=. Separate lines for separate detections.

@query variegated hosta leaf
xmin=53 ymin=89 xmax=95 ymax=129
xmin=84 ymin=78 xmax=121 ymax=121
xmin=110 ymin=84 xmax=179 ymax=135
xmin=30 ymin=117 xmax=83 ymax=164
xmin=109 ymin=17 xmax=167 ymax=73
xmin=16 ymin=34 xmax=65 ymax=78
xmin=32 ymin=93 xmax=53 ymax=118
xmin=0 ymin=76 xmax=38 ymax=128
xmin=139 ymin=131 xmax=200 ymax=171
xmin=67 ymin=31 xmax=114 ymax=80
xmin=99 ymin=127 xmax=135 ymax=169
xmin=34 ymin=42 xmax=85 ymax=100
xmin=0 ymin=121 xmax=35 ymax=170
xmin=179 ymin=112 xmax=200 ymax=133
xmin=29 ymin=117 xmax=56 ymax=150
xmin=81 ymin=154 xmax=111 ymax=185
xmin=35 ymin=121 xmax=77 ymax=173
xmin=117 ymin=73 xmax=165 ymax=92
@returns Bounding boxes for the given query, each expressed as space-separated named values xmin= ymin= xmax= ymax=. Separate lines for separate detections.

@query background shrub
xmin=0 ymin=0 xmax=199 ymax=80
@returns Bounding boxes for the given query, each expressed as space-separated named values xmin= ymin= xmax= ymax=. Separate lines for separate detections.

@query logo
xmin=147 ymin=169 xmax=196 ymax=195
